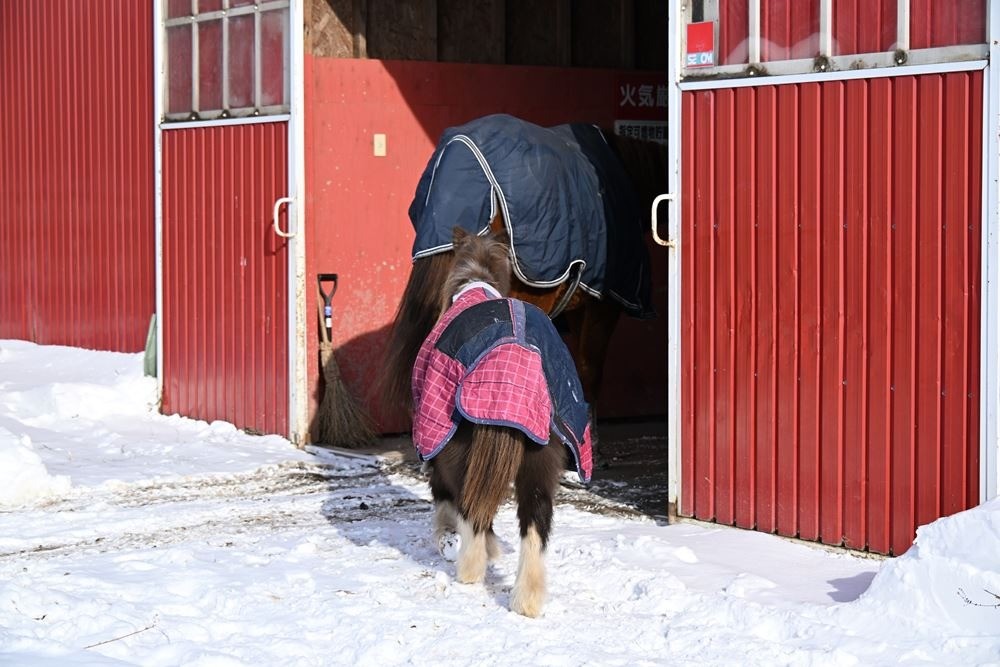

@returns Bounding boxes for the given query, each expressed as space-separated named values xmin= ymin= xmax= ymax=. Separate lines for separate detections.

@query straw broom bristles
xmin=314 ymin=290 xmax=376 ymax=448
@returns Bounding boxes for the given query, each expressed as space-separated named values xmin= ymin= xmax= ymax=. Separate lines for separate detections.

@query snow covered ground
xmin=0 ymin=339 xmax=997 ymax=666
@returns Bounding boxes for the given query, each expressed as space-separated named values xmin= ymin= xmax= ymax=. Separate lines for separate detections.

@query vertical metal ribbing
xmin=843 ymin=78 xmax=870 ymax=549
xmin=775 ymin=83 xmax=800 ymax=538
xmin=681 ymin=92 xmax=696 ymax=516
xmin=891 ymin=75 xmax=919 ymax=554
xmin=799 ymin=82 xmax=823 ymax=541
xmin=867 ymin=77 xmax=894 ymax=554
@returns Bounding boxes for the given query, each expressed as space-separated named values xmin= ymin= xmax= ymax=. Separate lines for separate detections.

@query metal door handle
xmin=651 ymin=193 xmax=675 ymax=247
xmin=273 ymin=196 xmax=295 ymax=238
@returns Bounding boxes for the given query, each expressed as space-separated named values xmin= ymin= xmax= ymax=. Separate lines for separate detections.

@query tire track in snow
xmin=3 ymin=453 xmax=649 ymax=564
xmin=0 ymin=459 xmax=431 ymax=561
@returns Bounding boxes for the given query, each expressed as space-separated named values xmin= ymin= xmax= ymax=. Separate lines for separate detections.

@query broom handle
xmin=317 ymin=286 xmax=331 ymax=346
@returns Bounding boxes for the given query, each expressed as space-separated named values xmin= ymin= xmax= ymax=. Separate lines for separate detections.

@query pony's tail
xmin=376 ymin=253 xmax=454 ymax=417
xmin=461 ymin=424 xmax=524 ymax=533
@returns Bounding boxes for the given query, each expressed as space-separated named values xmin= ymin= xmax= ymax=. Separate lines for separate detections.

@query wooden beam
xmin=555 ymin=0 xmax=571 ymax=66
xmin=352 ymin=0 xmax=367 ymax=58
xmin=620 ymin=0 xmax=635 ymax=68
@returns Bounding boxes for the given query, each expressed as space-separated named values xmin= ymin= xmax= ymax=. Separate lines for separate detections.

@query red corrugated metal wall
xmin=681 ymin=70 xmax=982 ymax=555
xmin=161 ymin=123 xmax=289 ymax=436
xmin=0 ymin=1 xmax=154 ymax=350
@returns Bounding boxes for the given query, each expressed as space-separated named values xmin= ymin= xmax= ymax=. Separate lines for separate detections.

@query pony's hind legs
xmin=429 ymin=456 xmax=461 ymax=558
xmin=432 ymin=499 xmax=460 ymax=560
xmin=430 ymin=424 xmax=512 ymax=576
xmin=510 ymin=439 xmax=565 ymax=618
xmin=455 ymin=515 xmax=489 ymax=583
xmin=456 ymin=425 xmax=523 ymax=583
xmin=434 ymin=501 xmax=503 ymax=559
xmin=511 ymin=524 xmax=546 ymax=617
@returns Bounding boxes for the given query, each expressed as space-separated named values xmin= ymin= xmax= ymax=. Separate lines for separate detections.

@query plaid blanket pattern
xmin=411 ymin=286 xmax=593 ymax=482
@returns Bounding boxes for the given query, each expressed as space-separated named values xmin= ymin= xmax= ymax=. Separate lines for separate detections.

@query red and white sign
xmin=686 ymin=21 xmax=715 ymax=68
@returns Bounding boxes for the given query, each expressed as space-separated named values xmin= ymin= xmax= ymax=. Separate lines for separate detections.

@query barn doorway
xmin=301 ymin=0 xmax=674 ymax=514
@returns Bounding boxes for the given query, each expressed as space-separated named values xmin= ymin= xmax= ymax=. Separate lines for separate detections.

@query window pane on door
xmin=761 ymin=0 xmax=819 ymax=61
xmin=167 ymin=0 xmax=191 ymax=19
xmin=910 ymin=0 xmax=986 ymax=48
xmin=199 ymin=19 xmax=223 ymax=112
xmin=167 ymin=26 xmax=192 ymax=114
xmin=228 ymin=15 xmax=255 ymax=109
xmin=719 ymin=0 xmax=749 ymax=65
xmin=834 ymin=1 xmax=897 ymax=55
xmin=163 ymin=1 xmax=289 ymax=121
xmin=261 ymin=10 xmax=288 ymax=107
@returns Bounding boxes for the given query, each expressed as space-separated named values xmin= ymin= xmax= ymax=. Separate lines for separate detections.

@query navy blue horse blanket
xmin=408 ymin=114 xmax=654 ymax=319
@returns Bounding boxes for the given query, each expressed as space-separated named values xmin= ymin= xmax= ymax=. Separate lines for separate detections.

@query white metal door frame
xmin=152 ymin=0 xmax=163 ymax=403
xmin=664 ymin=0 xmax=684 ymax=513
xmin=982 ymin=0 xmax=999 ymax=501
xmin=287 ymin=0 xmax=308 ymax=446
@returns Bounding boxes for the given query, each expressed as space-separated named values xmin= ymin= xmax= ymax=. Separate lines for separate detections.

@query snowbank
xmin=858 ymin=497 xmax=1000 ymax=637
xmin=0 ymin=339 xmax=157 ymax=423
xmin=0 ymin=426 xmax=71 ymax=507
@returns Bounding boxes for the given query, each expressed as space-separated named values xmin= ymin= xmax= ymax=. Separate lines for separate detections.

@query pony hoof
xmin=437 ymin=531 xmax=460 ymax=562
xmin=456 ymin=559 xmax=486 ymax=584
xmin=510 ymin=590 xmax=544 ymax=618
xmin=559 ymin=470 xmax=584 ymax=489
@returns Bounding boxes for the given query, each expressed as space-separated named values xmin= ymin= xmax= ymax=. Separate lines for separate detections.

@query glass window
xmin=718 ymin=0 xmax=749 ymax=65
xmin=832 ymin=2 xmax=897 ymax=56
xmin=909 ymin=0 xmax=986 ymax=49
xmin=163 ymin=0 xmax=289 ymax=122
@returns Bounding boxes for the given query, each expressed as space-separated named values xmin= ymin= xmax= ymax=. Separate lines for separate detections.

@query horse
xmin=412 ymin=226 xmax=594 ymax=617
xmin=379 ymin=116 xmax=669 ymax=432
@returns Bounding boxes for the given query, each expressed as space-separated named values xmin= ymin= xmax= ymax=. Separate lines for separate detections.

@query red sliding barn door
xmin=680 ymin=71 xmax=983 ymax=555
xmin=158 ymin=1 xmax=295 ymax=438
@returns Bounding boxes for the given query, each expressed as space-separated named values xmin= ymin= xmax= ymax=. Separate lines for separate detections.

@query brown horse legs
xmin=562 ymin=297 xmax=622 ymax=406
xmin=563 ymin=298 xmax=621 ymax=466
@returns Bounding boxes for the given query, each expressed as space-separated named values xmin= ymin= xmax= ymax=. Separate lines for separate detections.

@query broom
xmin=314 ymin=274 xmax=376 ymax=448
